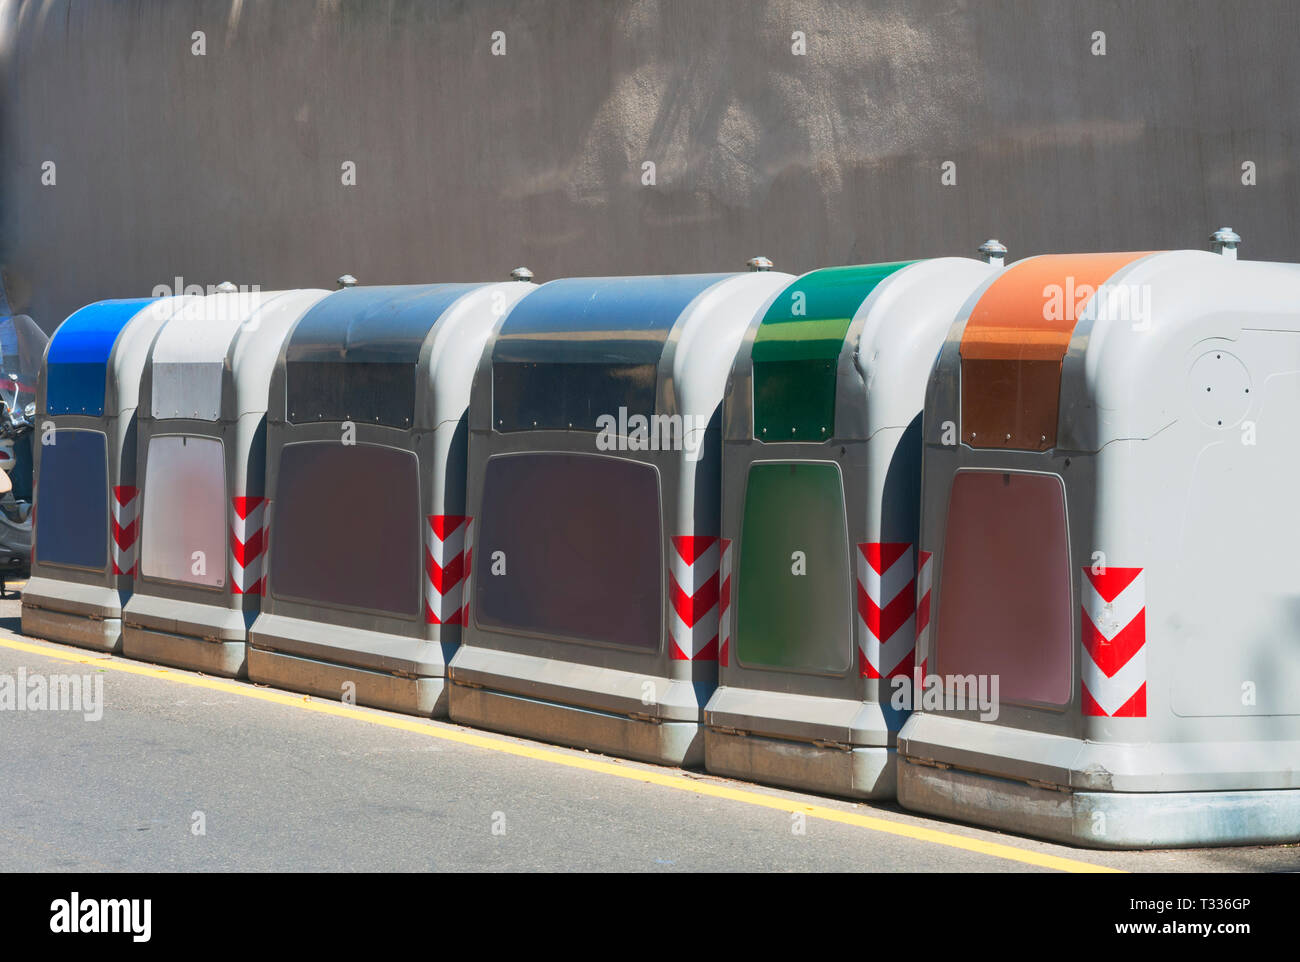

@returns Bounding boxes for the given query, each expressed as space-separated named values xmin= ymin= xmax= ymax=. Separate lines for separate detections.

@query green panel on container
xmin=752 ymin=262 xmax=914 ymax=441
xmin=736 ymin=462 xmax=852 ymax=673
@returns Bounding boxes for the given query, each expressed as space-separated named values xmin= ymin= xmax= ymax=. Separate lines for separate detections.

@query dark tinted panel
xmin=476 ymin=453 xmax=661 ymax=649
xmin=269 ymin=442 xmax=420 ymax=615
xmin=752 ymin=358 xmax=838 ymax=442
xmin=492 ymin=362 xmax=657 ymax=432
xmin=35 ymin=429 xmax=108 ymax=569
xmin=287 ymin=361 xmax=416 ymax=428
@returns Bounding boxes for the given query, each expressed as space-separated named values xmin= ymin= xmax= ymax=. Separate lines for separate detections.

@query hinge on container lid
xmin=907 ymin=755 xmax=951 ymax=771
xmin=711 ymin=724 xmax=747 ymax=737
xmin=811 ymin=738 xmax=852 ymax=754
xmin=627 ymin=711 xmax=661 ymax=725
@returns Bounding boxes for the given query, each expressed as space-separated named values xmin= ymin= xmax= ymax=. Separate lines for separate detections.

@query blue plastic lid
xmin=45 ymin=298 xmax=156 ymax=417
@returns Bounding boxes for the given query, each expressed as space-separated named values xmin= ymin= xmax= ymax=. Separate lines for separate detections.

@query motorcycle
xmin=0 ymin=313 xmax=48 ymax=594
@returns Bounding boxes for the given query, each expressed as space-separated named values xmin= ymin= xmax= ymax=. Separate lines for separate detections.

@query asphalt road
xmin=0 ymin=587 xmax=1295 ymax=873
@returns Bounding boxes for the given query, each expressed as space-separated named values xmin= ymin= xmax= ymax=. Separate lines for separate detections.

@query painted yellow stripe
xmin=0 ymin=634 xmax=1119 ymax=873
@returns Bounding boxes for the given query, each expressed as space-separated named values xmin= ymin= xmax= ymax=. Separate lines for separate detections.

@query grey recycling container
xmin=898 ymin=248 xmax=1300 ymax=848
xmin=120 ymin=289 xmax=329 ymax=676
xmin=449 ymin=269 xmax=794 ymax=766
xmin=23 ymin=296 xmax=192 ymax=651
xmin=704 ymin=258 xmax=998 ymax=799
xmin=247 ymin=279 xmax=536 ymax=716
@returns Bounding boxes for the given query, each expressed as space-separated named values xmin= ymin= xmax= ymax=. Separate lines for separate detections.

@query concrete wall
xmin=2 ymin=0 xmax=1298 ymax=331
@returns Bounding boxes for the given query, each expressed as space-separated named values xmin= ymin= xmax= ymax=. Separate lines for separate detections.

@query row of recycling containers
xmin=23 ymin=231 xmax=1300 ymax=849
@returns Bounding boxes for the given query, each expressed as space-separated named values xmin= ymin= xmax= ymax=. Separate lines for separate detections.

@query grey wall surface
xmin=1 ymin=0 xmax=1298 ymax=332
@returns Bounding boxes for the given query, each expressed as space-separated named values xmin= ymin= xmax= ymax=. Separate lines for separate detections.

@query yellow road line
xmin=0 ymin=634 xmax=1120 ymax=873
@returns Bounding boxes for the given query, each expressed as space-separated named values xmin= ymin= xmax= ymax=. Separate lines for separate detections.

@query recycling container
xmin=23 ymin=296 xmax=192 ymax=650
xmin=120 ymin=289 xmax=329 ymax=675
xmin=246 ymin=278 xmax=536 ymax=716
xmin=449 ymin=269 xmax=794 ymax=766
xmin=897 ymin=248 xmax=1300 ymax=848
xmin=704 ymin=258 xmax=998 ymax=798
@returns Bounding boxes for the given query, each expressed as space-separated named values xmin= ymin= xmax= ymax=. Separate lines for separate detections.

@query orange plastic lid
xmin=959 ymin=252 xmax=1154 ymax=450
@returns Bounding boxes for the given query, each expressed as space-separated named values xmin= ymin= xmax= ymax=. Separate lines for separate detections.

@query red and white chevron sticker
xmin=914 ymin=548 xmax=933 ymax=676
xmin=1080 ymin=566 xmax=1146 ymax=717
xmin=111 ymin=485 xmax=139 ymax=576
xmin=230 ymin=496 xmax=267 ymax=595
xmin=856 ymin=542 xmax=917 ymax=678
xmin=717 ymin=538 xmax=733 ymax=667
xmin=425 ymin=514 xmax=472 ymax=626
xmin=668 ymin=535 xmax=720 ymax=661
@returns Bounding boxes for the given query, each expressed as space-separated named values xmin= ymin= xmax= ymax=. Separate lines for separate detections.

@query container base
xmin=21 ymin=604 xmax=121 ymax=652
xmin=450 ymin=682 xmax=704 ymax=767
xmin=246 ymin=646 xmax=447 ymax=717
xmin=122 ymin=625 xmax=246 ymax=678
xmin=705 ymin=727 xmax=895 ymax=799
xmin=897 ymin=756 xmax=1300 ymax=849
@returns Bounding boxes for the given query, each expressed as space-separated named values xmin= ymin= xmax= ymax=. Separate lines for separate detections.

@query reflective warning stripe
xmin=718 ymin=539 xmax=733 ymax=667
xmin=668 ymin=535 xmax=720 ymax=661
xmin=914 ymin=548 xmax=933 ymax=672
xmin=110 ymin=485 xmax=139 ymax=576
xmin=230 ymin=496 xmax=267 ymax=595
xmin=1080 ymin=566 xmax=1147 ymax=717
xmin=856 ymin=542 xmax=916 ymax=678
xmin=425 ymin=515 xmax=472 ymax=626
